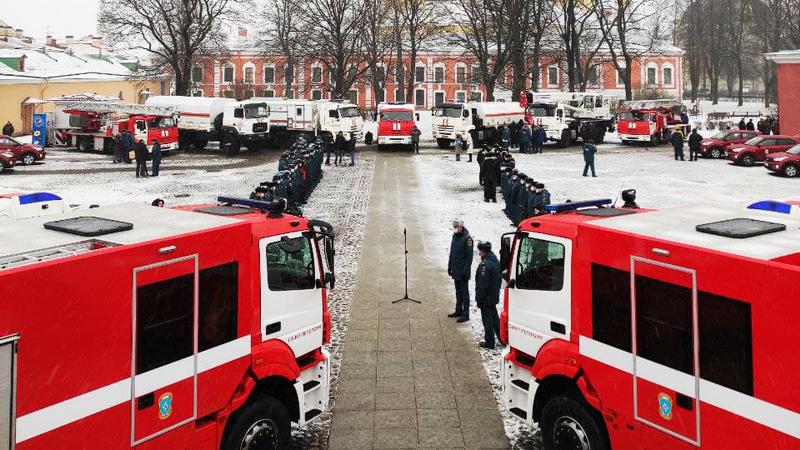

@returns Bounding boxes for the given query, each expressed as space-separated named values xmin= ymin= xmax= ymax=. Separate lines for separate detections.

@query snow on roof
xmin=766 ymin=50 xmax=800 ymax=64
xmin=591 ymin=203 xmax=800 ymax=261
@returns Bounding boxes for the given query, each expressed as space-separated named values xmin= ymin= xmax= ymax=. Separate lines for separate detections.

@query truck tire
xmin=77 ymin=136 xmax=92 ymax=152
xmin=193 ymin=138 xmax=209 ymax=151
xmin=213 ymin=113 xmax=225 ymax=134
xmin=437 ymin=138 xmax=452 ymax=149
xmin=222 ymin=395 xmax=290 ymax=450
xmin=557 ymin=130 xmax=572 ymax=148
xmin=540 ymin=394 xmax=609 ymax=450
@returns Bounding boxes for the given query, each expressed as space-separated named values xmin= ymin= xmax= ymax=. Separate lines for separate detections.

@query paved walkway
xmin=328 ymin=153 xmax=509 ymax=449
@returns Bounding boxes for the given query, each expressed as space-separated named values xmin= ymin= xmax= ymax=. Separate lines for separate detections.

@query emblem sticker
xmin=657 ymin=392 xmax=673 ymax=421
xmin=158 ymin=392 xmax=173 ymax=420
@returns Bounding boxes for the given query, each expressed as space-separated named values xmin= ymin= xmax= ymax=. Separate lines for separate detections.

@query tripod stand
xmin=392 ymin=228 xmax=421 ymax=304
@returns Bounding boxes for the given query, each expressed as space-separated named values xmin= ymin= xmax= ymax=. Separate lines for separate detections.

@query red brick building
xmin=189 ymin=44 xmax=684 ymax=110
xmin=766 ymin=50 xmax=800 ymax=135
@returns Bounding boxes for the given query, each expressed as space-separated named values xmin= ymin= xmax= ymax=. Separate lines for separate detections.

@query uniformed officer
xmin=533 ymin=183 xmax=551 ymax=215
xmin=480 ymin=150 xmax=499 ymax=203
xmin=475 ymin=241 xmax=502 ymax=349
xmin=447 ymin=220 xmax=474 ymax=323
xmin=250 ymin=186 xmax=269 ymax=201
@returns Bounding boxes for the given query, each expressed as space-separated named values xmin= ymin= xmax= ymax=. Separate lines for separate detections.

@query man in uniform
xmin=448 ymin=220 xmax=474 ymax=323
xmin=475 ymin=241 xmax=501 ymax=349
xmin=533 ymin=183 xmax=551 ymax=216
xmin=582 ymin=140 xmax=597 ymax=177
xmin=688 ymin=128 xmax=702 ymax=162
xmin=411 ymin=125 xmax=421 ymax=154
xmin=480 ymin=150 xmax=499 ymax=203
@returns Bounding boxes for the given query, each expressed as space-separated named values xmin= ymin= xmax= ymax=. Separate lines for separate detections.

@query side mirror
xmin=500 ymin=236 xmax=511 ymax=269
xmin=324 ymin=272 xmax=335 ymax=289
xmin=462 ymin=110 xmax=469 ymax=118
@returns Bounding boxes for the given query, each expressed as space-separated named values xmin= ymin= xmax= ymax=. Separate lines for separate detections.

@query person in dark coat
xmin=447 ymin=220 xmax=474 ymax=323
xmin=520 ymin=125 xmax=532 ymax=154
xmin=411 ymin=125 xmax=421 ymax=153
xmin=122 ymin=130 xmax=134 ymax=163
xmin=323 ymin=132 xmax=333 ymax=165
xmin=582 ymin=141 xmax=597 ymax=177
xmin=348 ymin=133 xmax=356 ymax=166
xmin=334 ymin=131 xmax=346 ymax=166
xmin=533 ymin=126 xmax=546 ymax=154
xmin=2 ymin=121 xmax=14 ymax=137
xmin=688 ymin=128 xmax=702 ymax=161
xmin=475 ymin=241 xmax=501 ymax=349
xmin=480 ymin=151 xmax=499 ymax=203
xmin=738 ymin=118 xmax=746 ymax=130
xmin=150 ymin=139 xmax=162 ymax=176
xmin=670 ymin=128 xmax=685 ymax=161
xmin=680 ymin=112 xmax=689 ymax=125
xmin=134 ymin=139 xmax=149 ymax=178
xmin=364 ymin=130 xmax=373 ymax=146
xmin=112 ymin=134 xmax=123 ymax=163
xmin=746 ymin=119 xmax=755 ymax=131
xmin=533 ymin=183 xmax=551 ymax=215
xmin=500 ymin=126 xmax=511 ymax=150
xmin=772 ymin=119 xmax=780 ymax=135
xmin=151 ymin=198 xmax=165 ymax=207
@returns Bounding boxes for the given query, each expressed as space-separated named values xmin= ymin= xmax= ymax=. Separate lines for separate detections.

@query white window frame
xmin=645 ymin=63 xmax=658 ymax=86
xmin=223 ymin=64 xmax=235 ymax=84
xmin=455 ymin=90 xmax=467 ymax=103
xmin=191 ymin=65 xmax=204 ymax=84
xmin=547 ymin=65 xmax=559 ymax=87
xmin=349 ymin=88 xmax=359 ymax=105
xmin=471 ymin=91 xmax=483 ymax=102
xmin=311 ymin=64 xmax=323 ymax=84
xmin=616 ymin=61 xmax=627 ymax=87
xmin=662 ymin=63 xmax=675 ymax=87
xmin=434 ymin=64 xmax=446 ymax=84
xmin=263 ymin=64 xmax=276 ymax=84
xmin=374 ymin=88 xmax=387 ymax=104
xmin=470 ymin=65 xmax=481 ymax=85
xmin=414 ymin=65 xmax=426 ymax=83
xmin=283 ymin=65 xmax=296 ymax=85
xmin=455 ymin=63 xmax=468 ymax=85
xmin=394 ymin=88 xmax=403 ymax=102
xmin=242 ymin=62 xmax=256 ymax=84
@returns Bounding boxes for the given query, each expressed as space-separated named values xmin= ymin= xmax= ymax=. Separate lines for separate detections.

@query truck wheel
xmin=222 ymin=396 xmax=290 ymax=450
xmin=540 ymin=395 xmax=609 ymax=450
xmin=193 ymin=139 xmax=209 ymax=151
xmin=595 ymin=130 xmax=605 ymax=144
xmin=558 ymin=130 xmax=572 ymax=148
xmin=437 ymin=138 xmax=451 ymax=149
xmin=742 ymin=154 xmax=755 ymax=167
xmin=77 ymin=137 xmax=91 ymax=152
xmin=709 ymin=148 xmax=722 ymax=159
xmin=784 ymin=164 xmax=799 ymax=178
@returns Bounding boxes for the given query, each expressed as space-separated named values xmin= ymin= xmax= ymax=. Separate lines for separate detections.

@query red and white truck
xmin=52 ymin=101 xmax=179 ymax=153
xmin=432 ymin=101 xmax=525 ymax=148
xmin=0 ymin=196 xmax=336 ymax=450
xmin=498 ymin=198 xmax=800 ymax=449
xmin=617 ymin=99 xmax=690 ymax=145
xmin=376 ymin=102 xmax=417 ymax=149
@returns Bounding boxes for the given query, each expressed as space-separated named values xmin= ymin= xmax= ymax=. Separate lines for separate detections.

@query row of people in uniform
xmin=250 ymin=136 xmax=324 ymax=215
xmin=477 ymin=145 xmax=516 ymax=203
xmin=501 ymin=168 xmax=551 ymax=225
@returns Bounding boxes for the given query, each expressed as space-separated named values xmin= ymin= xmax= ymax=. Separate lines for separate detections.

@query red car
xmin=765 ymin=144 xmax=800 ymax=177
xmin=698 ymin=129 xmax=761 ymax=158
xmin=0 ymin=136 xmax=46 ymax=165
xmin=0 ymin=151 xmax=16 ymax=172
xmin=726 ymin=135 xmax=799 ymax=166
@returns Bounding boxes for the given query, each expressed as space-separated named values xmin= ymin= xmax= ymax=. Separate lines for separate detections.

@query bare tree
xmin=261 ymin=0 xmax=303 ymax=97
xmin=394 ymin=0 xmax=440 ymax=103
xmin=99 ymin=0 xmax=238 ymax=96
xmin=751 ymin=0 xmax=789 ymax=107
xmin=552 ymin=0 xmax=603 ymax=91
xmin=525 ymin=0 xmax=555 ymax=93
xmin=505 ymin=0 xmax=552 ymax=99
xmin=678 ymin=0 xmax=703 ymax=102
xmin=362 ymin=0 xmax=393 ymax=108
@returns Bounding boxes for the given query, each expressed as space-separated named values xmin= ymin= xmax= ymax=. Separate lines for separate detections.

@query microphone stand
xmin=393 ymin=228 xmax=421 ymax=304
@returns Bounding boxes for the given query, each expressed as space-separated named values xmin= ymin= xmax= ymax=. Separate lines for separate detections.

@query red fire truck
xmin=618 ymin=99 xmax=690 ymax=145
xmin=498 ymin=198 xmax=800 ymax=449
xmin=53 ymin=101 xmax=179 ymax=154
xmin=0 ymin=197 xmax=336 ymax=450
xmin=376 ymin=102 xmax=417 ymax=150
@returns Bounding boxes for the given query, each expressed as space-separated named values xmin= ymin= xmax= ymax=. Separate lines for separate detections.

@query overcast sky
xmin=3 ymin=0 xmax=99 ymax=38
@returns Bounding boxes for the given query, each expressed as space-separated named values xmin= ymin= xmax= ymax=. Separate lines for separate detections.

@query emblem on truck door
xmin=158 ymin=392 xmax=173 ymax=420
xmin=658 ymin=392 xmax=673 ymax=421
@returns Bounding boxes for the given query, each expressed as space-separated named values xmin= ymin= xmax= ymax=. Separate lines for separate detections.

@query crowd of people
xmin=320 ymin=131 xmax=358 ymax=166
xmin=499 ymin=123 xmax=547 ymax=154
xmin=738 ymin=116 xmax=780 ymax=135
xmin=249 ymin=136 xmax=324 ymax=215
xmin=500 ymin=167 xmax=552 ymax=225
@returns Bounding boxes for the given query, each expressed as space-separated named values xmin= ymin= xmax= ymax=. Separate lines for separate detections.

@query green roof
xmin=0 ymin=57 xmax=20 ymax=71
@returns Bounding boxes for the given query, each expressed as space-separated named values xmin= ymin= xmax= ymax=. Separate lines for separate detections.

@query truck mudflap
xmin=502 ymin=347 xmax=537 ymax=426
xmin=293 ymin=347 xmax=331 ymax=426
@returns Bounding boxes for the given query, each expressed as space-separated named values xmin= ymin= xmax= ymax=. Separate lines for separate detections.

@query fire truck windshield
xmin=266 ymin=237 xmax=316 ymax=291
xmin=339 ymin=107 xmax=360 ymax=118
xmin=245 ymin=103 xmax=269 ymax=119
xmin=433 ymin=106 xmax=463 ymax=118
xmin=147 ymin=117 xmax=175 ymax=128
xmin=381 ymin=111 xmax=414 ymax=121
xmin=527 ymin=105 xmax=556 ymax=117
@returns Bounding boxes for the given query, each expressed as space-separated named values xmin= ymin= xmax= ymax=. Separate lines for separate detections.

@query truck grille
xmin=253 ymin=123 xmax=269 ymax=133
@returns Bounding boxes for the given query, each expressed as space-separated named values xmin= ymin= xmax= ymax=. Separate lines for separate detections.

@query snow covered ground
xmin=413 ymin=146 xmax=798 ymax=448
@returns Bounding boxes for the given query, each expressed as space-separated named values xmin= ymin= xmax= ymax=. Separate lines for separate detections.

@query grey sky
xmin=2 ymin=0 xmax=98 ymax=39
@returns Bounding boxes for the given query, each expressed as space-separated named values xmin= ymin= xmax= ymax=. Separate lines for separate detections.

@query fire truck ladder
xmin=620 ymin=98 xmax=682 ymax=110
xmin=56 ymin=101 xmax=176 ymax=117
xmin=0 ymin=239 xmax=117 ymax=271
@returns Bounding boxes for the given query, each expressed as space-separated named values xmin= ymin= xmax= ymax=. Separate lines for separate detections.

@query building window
xmin=471 ymin=91 xmax=482 ymax=102
xmin=434 ymin=66 xmax=445 ymax=83
xmin=136 ymin=274 xmax=194 ymax=374
xmin=199 ymin=262 xmax=238 ymax=352
xmin=456 ymin=66 xmax=467 ymax=84
xmin=375 ymin=66 xmax=386 ymax=82
xmin=286 ymin=89 xmax=295 ymax=99
xmin=348 ymin=89 xmax=359 ymax=105
xmin=548 ymin=65 xmax=559 ymax=87
xmin=394 ymin=88 xmax=403 ymax=102
xmin=616 ymin=66 xmax=626 ymax=86
xmin=223 ymin=65 xmax=234 ymax=83
xmin=260 ymin=89 xmax=274 ymax=98
xmin=375 ymin=89 xmax=385 ymax=104
xmin=699 ymin=292 xmax=753 ymax=395
xmin=244 ymin=66 xmax=254 ymax=84
xmin=434 ymin=91 xmax=445 ymax=106
xmin=415 ymin=66 xmax=425 ymax=83
xmin=312 ymin=67 xmax=322 ymax=84
xmin=415 ymin=89 xmax=425 ymax=107
xmin=456 ymin=91 xmax=466 ymax=102
xmin=264 ymin=66 xmax=275 ymax=84
xmin=471 ymin=66 xmax=481 ymax=84
xmin=515 ymin=237 xmax=565 ymax=291
xmin=646 ymin=66 xmax=657 ymax=85
xmin=192 ymin=90 xmax=204 ymax=97
xmin=312 ymin=89 xmax=323 ymax=100
xmin=663 ymin=66 xmax=674 ymax=86
xmin=192 ymin=66 xmax=204 ymax=84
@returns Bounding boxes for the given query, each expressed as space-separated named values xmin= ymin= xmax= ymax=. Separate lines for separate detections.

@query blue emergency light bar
xmin=217 ymin=196 xmax=285 ymax=212
xmin=18 ymin=192 xmax=62 ymax=204
xmin=544 ymin=199 xmax=613 ymax=213
xmin=747 ymin=200 xmax=792 ymax=214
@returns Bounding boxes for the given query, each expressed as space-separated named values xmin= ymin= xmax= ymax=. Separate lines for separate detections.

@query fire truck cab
xmin=376 ymin=102 xmax=418 ymax=149
xmin=500 ymin=198 xmax=800 ymax=449
xmin=617 ymin=100 xmax=689 ymax=146
xmin=0 ymin=197 xmax=336 ymax=450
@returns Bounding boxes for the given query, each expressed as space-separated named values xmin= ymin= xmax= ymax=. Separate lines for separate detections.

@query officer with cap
xmin=475 ymin=241 xmax=502 ymax=349
xmin=250 ymin=186 xmax=269 ymax=201
xmin=533 ymin=183 xmax=551 ymax=216
xmin=480 ymin=150 xmax=499 ymax=203
xmin=448 ymin=220 xmax=474 ymax=323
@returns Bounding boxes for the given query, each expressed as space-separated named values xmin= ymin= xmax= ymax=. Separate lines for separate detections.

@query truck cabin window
xmin=381 ymin=111 xmax=413 ymax=121
xmin=515 ymin=237 xmax=565 ymax=291
xmin=266 ymin=237 xmax=316 ymax=291
xmin=528 ymin=105 xmax=556 ymax=117
xmin=433 ymin=106 xmax=463 ymax=118
xmin=136 ymin=121 xmax=146 ymax=131
xmin=339 ymin=107 xmax=360 ymax=118
xmin=245 ymin=103 xmax=269 ymax=119
xmin=328 ymin=109 xmax=339 ymax=119
xmin=234 ymin=108 xmax=244 ymax=119
xmin=147 ymin=117 xmax=174 ymax=129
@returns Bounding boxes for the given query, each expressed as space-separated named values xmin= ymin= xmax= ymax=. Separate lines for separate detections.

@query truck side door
xmin=259 ymin=233 xmax=323 ymax=357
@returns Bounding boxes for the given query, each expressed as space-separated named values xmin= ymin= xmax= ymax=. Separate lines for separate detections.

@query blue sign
xmin=32 ymin=113 xmax=47 ymax=147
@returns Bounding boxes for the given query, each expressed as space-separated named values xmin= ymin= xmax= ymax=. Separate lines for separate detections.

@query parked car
xmin=0 ymin=136 xmax=46 ymax=165
xmin=0 ymin=151 xmax=16 ymax=172
xmin=699 ymin=129 xmax=761 ymax=158
xmin=727 ymin=135 xmax=799 ymax=166
xmin=765 ymin=144 xmax=800 ymax=177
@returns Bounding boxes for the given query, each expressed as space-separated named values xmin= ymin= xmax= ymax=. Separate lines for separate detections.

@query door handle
xmin=265 ymin=321 xmax=282 ymax=335
xmin=138 ymin=392 xmax=154 ymax=410
xmin=676 ymin=392 xmax=693 ymax=411
xmin=550 ymin=321 xmax=566 ymax=334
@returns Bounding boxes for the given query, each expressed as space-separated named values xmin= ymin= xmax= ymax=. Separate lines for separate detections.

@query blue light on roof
xmin=544 ymin=199 xmax=613 ymax=213
xmin=747 ymin=200 xmax=792 ymax=214
xmin=18 ymin=192 xmax=62 ymax=205
xmin=217 ymin=196 xmax=283 ymax=212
